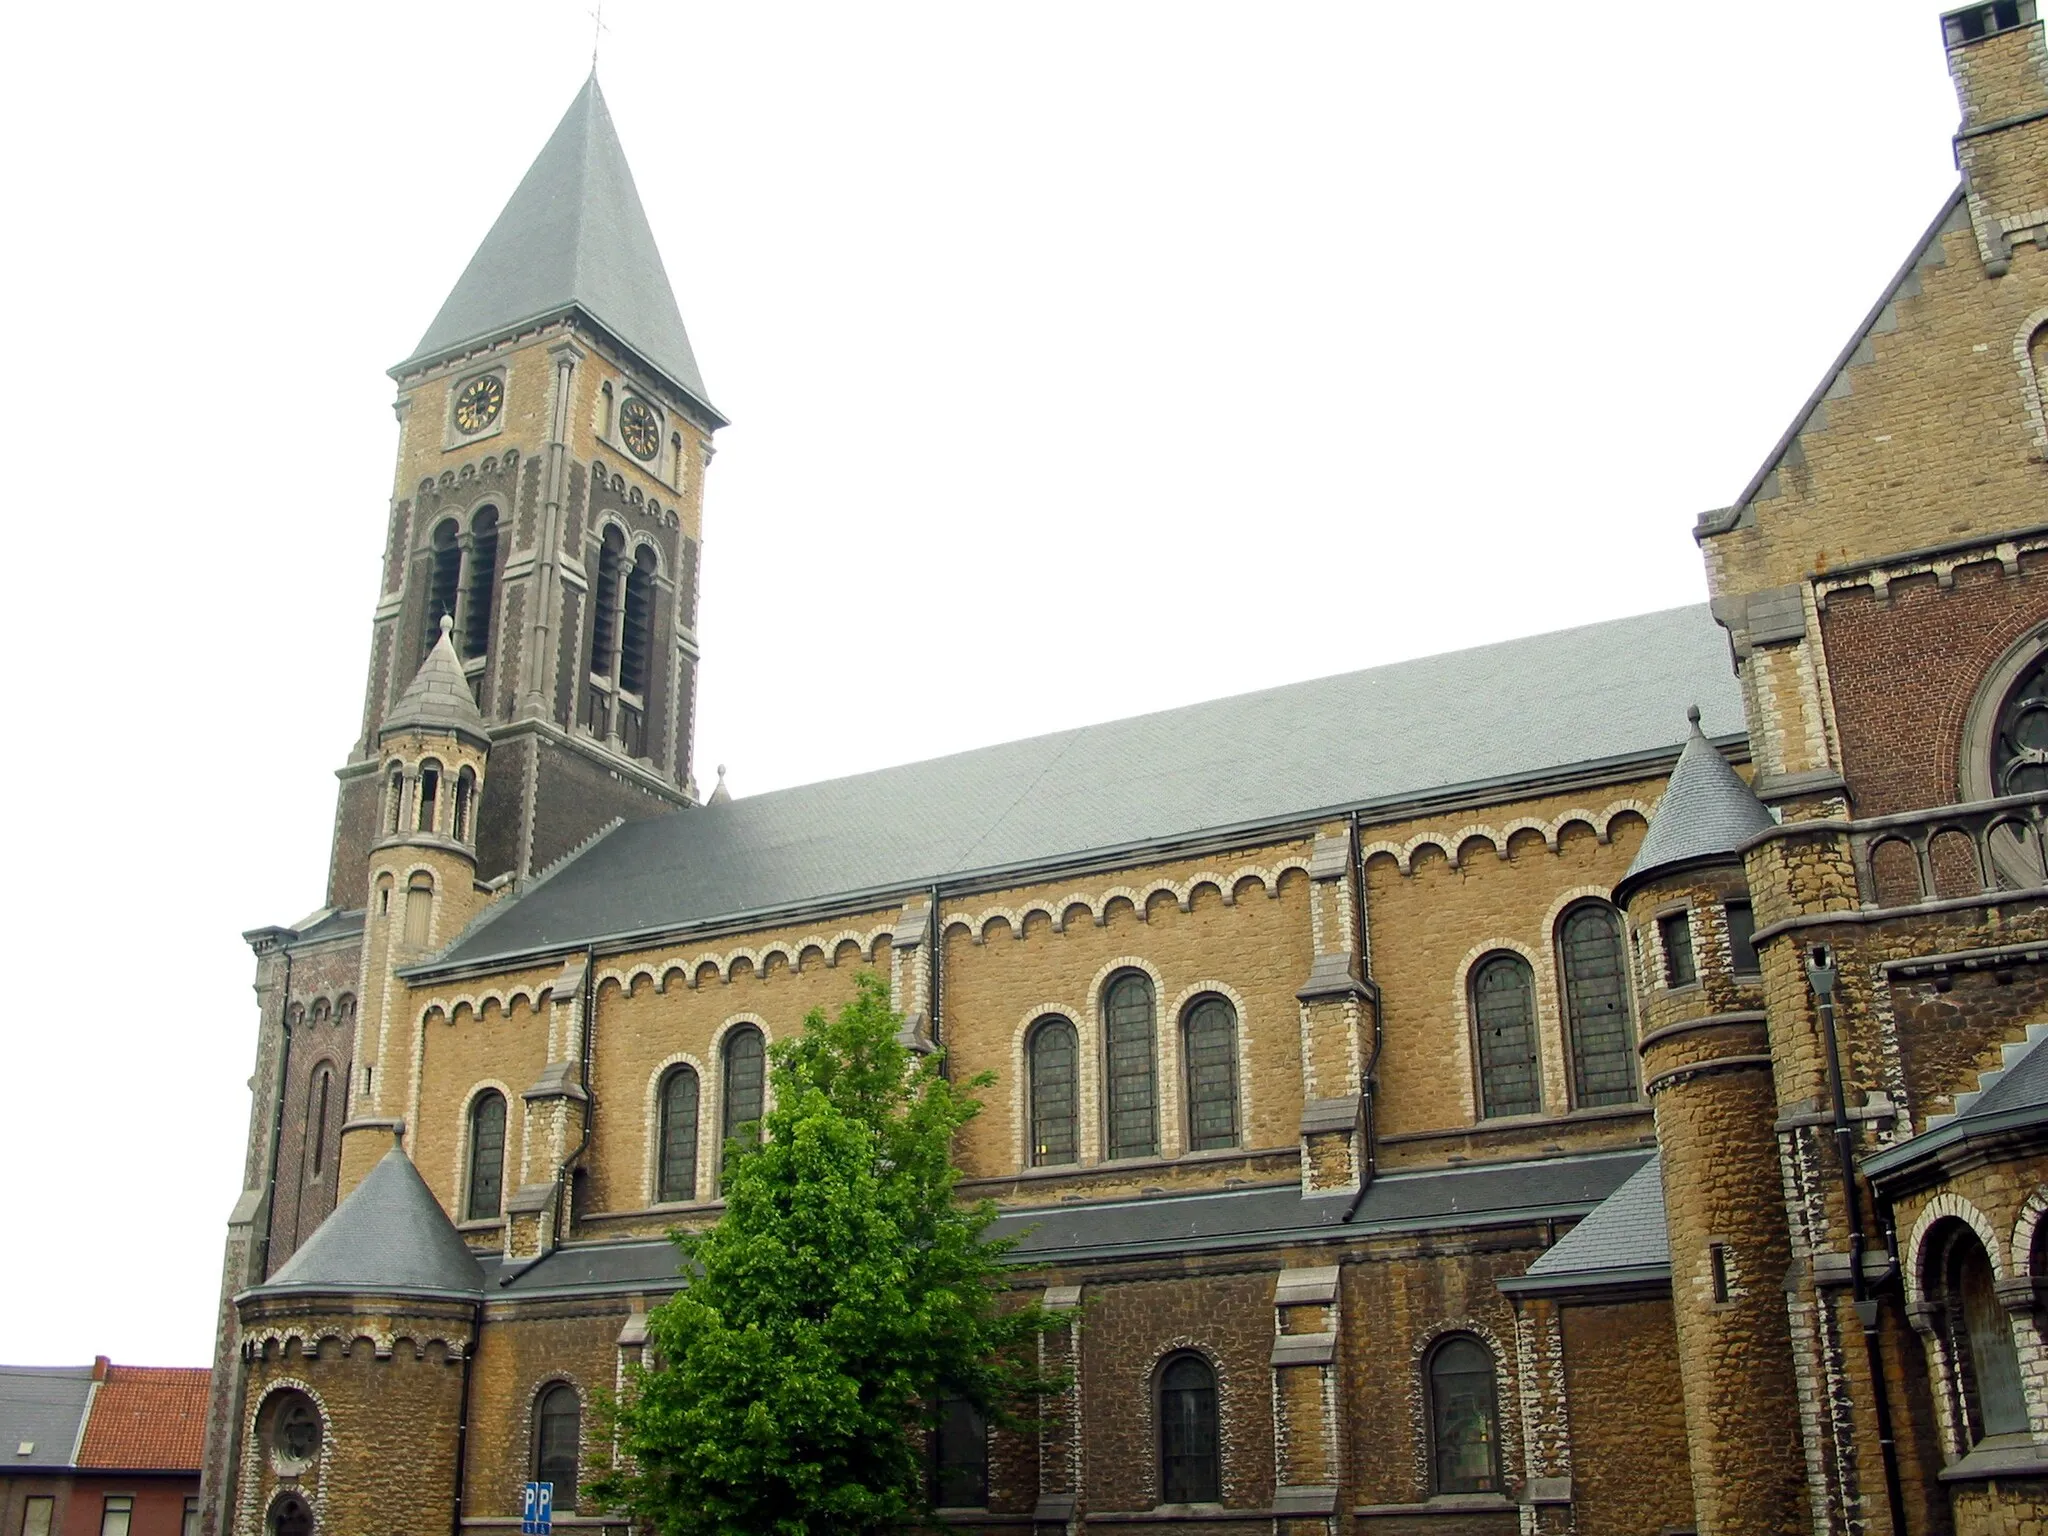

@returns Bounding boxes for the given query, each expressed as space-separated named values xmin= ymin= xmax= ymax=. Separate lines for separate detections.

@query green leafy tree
xmin=591 ymin=971 xmax=1063 ymax=1536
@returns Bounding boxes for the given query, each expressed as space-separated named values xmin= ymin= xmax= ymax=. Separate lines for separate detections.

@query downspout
xmin=450 ymin=1301 xmax=482 ymax=1536
xmin=1805 ymin=944 xmax=1907 ymax=1533
xmin=930 ymin=884 xmax=944 ymax=1074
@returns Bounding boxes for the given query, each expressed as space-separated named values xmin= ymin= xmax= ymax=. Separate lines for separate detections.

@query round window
xmin=270 ymin=1393 xmax=321 ymax=1474
xmin=1992 ymin=650 xmax=2048 ymax=798
xmin=1958 ymin=628 xmax=2048 ymax=889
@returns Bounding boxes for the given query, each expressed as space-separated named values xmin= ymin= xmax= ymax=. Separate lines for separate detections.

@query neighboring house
xmin=2 ymin=1361 xmax=207 ymax=1536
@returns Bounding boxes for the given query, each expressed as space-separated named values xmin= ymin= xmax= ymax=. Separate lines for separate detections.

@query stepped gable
xmin=397 ymin=74 xmax=718 ymax=419
xmin=382 ymin=616 xmax=490 ymax=748
xmin=426 ymin=603 xmax=1745 ymax=970
xmin=250 ymin=1148 xmax=484 ymax=1299
xmin=1613 ymin=705 xmax=1776 ymax=904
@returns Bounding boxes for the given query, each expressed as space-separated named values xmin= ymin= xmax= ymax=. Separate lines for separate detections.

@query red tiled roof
xmin=75 ymin=1366 xmax=209 ymax=1472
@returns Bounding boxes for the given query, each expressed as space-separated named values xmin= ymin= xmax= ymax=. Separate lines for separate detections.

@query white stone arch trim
xmin=1409 ymin=1320 xmax=1520 ymax=1499
xmin=642 ymin=1050 xmax=711 ymax=1206
xmin=1091 ymin=956 xmax=1176 ymax=1159
xmin=606 ymin=925 xmax=894 ymax=993
xmin=1540 ymin=886 xmax=1639 ymax=1110
xmin=2014 ymin=1186 xmax=2048 ymax=1278
xmin=937 ymin=858 xmax=1309 ymax=945
xmin=2014 ymin=304 xmax=2048 ymax=455
xmin=1452 ymin=939 xmax=1560 ymax=1123
xmin=1356 ymin=798 xmax=1661 ymax=875
xmin=1907 ymin=1191 xmax=2010 ymax=1304
xmin=1011 ymin=1004 xmax=1087 ymax=1171
xmin=624 ymin=529 xmax=667 ymax=575
xmin=1137 ymin=1337 xmax=1249 ymax=1509
xmin=452 ymin=1078 xmax=515 ymax=1221
xmin=236 ymin=1378 xmax=335 ymax=1536
xmin=1167 ymin=980 xmax=1255 ymax=1152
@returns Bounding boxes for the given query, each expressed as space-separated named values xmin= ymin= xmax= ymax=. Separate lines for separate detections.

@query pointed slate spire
xmin=252 ymin=1147 xmax=484 ymax=1299
xmin=706 ymin=763 xmax=731 ymax=805
xmin=383 ymin=616 xmax=490 ymax=748
xmin=398 ymin=76 xmax=721 ymax=422
xmin=1613 ymin=706 xmax=1776 ymax=904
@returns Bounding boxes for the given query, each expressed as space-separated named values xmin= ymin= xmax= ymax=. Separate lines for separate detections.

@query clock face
xmin=453 ymin=374 xmax=503 ymax=435
xmin=619 ymin=396 xmax=660 ymax=461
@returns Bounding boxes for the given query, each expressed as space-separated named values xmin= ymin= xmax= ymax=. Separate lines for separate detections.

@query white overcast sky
xmin=0 ymin=2 xmax=1962 ymax=1365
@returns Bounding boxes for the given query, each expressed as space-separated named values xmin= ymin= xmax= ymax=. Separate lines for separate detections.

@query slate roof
xmin=250 ymin=1148 xmax=484 ymax=1299
xmin=75 ymin=1367 xmax=208 ymax=1473
xmin=0 ymin=1364 xmax=92 ymax=1471
xmin=397 ymin=75 xmax=719 ymax=421
xmin=1613 ymin=705 xmax=1775 ymax=904
xmin=462 ymin=1149 xmax=1651 ymax=1296
xmin=382 ymin=617 xmax=490 ymax=747
xmin=1499 ymin=1153 xmax=1670 ymax=1295
xmin=427 ymin=604 xmax=1742 ymax=972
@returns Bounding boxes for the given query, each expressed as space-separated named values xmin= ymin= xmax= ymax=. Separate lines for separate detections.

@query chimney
xmin=1945 ymin=1 xmax=2048 ymax=273
xmin=91 ymin=1356 xmax=110 ymax=1382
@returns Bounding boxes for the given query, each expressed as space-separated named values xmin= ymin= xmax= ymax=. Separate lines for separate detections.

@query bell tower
xmin=325 ymin=74 xmax=725 ymax=908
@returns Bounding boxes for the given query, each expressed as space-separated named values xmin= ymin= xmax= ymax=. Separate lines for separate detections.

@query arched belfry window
xmin=721 ymin=1026 xmax=766 ymax=1188
xmin=466 ymin=1090 xmax=506 ymax=1221
xmin=1157 ymin=1353 xmax=1220 ymax=1504
xmin=453 ymin=766 xmax=476 ymax=844
xmin=425 ymin=519 xmax=462 ymax=655
xmin=1472 ymin=953 xmax=1540 ymax=1119
xmin=416 ymin=760 xmax=441 ymax=835
xmin=1182 ymin=995 xmax=1240 ymax=1151
xmin=1933 ymin=1223 xmax=2029 ymax=1444
xmin=657 ymin=1065 xmax=700 ymax=1203
xmin=584 ymin=527 xmax=628 ymax=741
xmin=1027 ymin=1016 xmax=1078 ymax=1167
xmin=621 ymin=545 xmax=657 ymax=698
xmin=385 ymin=764 xmax=405 ymax=835
xmin=1558 ymin=903 xmax=1636 ymax=1108
xmin=1103 ymin=972 xmax=1159 ymax=1160
xmin=534 ymin=1383 xmax=581 ymax=1510
xmin=1427 ymin=1335 xmax=1501 ymax=1494
xmin=463 ymin=506 xmax=499 ymax=661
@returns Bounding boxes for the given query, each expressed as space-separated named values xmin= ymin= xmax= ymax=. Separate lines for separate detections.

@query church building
xmin=197 ymin=8 xmax=2048 ymax=1533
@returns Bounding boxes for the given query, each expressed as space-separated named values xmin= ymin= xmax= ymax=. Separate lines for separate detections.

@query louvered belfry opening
xmin=425 ymin=519 xmax=461 ymax=655
xmin=463 ymin=507 xmax=499 ymax=661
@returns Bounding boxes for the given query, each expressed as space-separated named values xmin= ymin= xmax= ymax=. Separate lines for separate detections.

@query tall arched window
xmin=385 ymin=764 xmax=405 ymax=835
xmin=1027 ymin=1017 xmax=1078 ymax=1167
xmin=657 ymin=1065 xmax=700 ymax=1203
xmin=1427 ymin=1336 xmax=1500 ymax=1495
xmin=1558 ymin=904 xmax=1636 ymax=1108
xmin=1938 ymin=1225 xmax=2028 ymax=1443
xmin=1471 ymin=953 xmax=1540 ymax=1119
xmin=1103 ymin=972 xmax=1158 ymax=1160
xmin=534 ymin=1383 xmax=581 ymax=1509
xmin=721 ymin=1026 xmax=766 ymax=1187
xmin=304 ymin=1065 xmax=333 ymax=1179
xmin=463 ymin=507 xmax=499 ymax=660
xmin=403 ymin=872 xmax=434 ymax=947
xmin=425 ymin=519 xmax=462 ymax=654
xmin=931 ymin=1395 xmax=988 ymax=1509
xmin=267 ymin=1497 xmax=311 ymax=1536
xmin=1182 ymin=995 xmax=1240 ymax=1151
xmin=466 ymin=1090 xmax=506 ymax=1220
xmin=1157 ymin=1353 xmax=1220 ymax=1504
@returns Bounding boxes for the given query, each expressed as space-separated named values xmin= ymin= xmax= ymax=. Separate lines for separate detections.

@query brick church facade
xmin=197 ymin=9 xmax=2048 ymax=1533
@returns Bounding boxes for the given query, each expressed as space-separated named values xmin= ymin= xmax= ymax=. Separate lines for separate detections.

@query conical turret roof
xmin=382 ymin=616 xmax=490 ymax=748
xmin=397 ymin=75 xmax=720 ymax=423
xmin=251 ymin=1147 xmax=484 ymax=1299
xmin=1613 ymin=707 xmax=1775 ymax=903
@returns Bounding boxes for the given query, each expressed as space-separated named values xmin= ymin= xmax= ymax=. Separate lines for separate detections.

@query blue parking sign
xmin=522 ymin=1481 xmax=553 ymax=1535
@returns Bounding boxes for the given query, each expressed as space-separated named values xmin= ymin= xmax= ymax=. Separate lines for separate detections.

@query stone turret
xmin=231 ymin=1146 xmax=482 ymax=1536
xmin=1612 ymin=709 xmax=1804 ymax=1535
